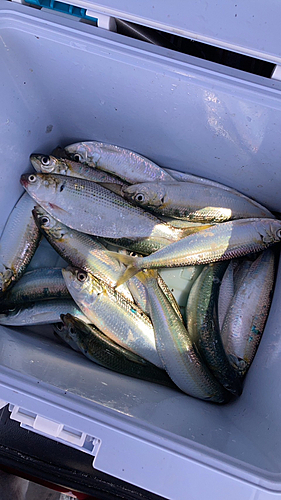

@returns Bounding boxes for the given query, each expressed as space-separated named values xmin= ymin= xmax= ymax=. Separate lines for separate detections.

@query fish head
xmin=0 ymin=306 xmax=21 ymax=322
xmin=65 ymin=143 xmax=88 ymax=164
xmin=122 ymin=183 xmax=166 ymax=208
xmin=32 ymin=206 xmax=64 ymax=239
xmin=61 ymin=313 xmax=85 ymax=340
xmin=30 ymin=154 xmax=63 ymax=174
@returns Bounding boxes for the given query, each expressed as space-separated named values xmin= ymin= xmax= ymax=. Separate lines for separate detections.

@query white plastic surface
xmin=1 ymin=3 xmax=281 ymax=499
xmin=9 ymin=404 xmax=100 ymax=454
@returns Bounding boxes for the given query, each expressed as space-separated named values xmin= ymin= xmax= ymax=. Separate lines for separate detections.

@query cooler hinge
xmin=8 ymin=404 xmax=101 ymax=456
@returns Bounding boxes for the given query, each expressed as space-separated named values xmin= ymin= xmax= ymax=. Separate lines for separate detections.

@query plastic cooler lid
xmin=73 ymin=0 xmax=281 ymax=65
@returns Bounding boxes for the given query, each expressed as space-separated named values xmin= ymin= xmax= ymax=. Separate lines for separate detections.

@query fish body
xmin=221 ymin=248 xmax=275 ymax=375
xmin=0 ymin=299 xmax=89 ymax=326
xmin=62 ymin=267 xmax=163 ymax=368
xmin=186 ymin=262 xmax=242 ymax=395
xmin=137 ymin=270 xmax=229 ymax=402
xmin=0 ymin=193 xmax=41 ymax=297
xmin=122 ymin=181 xmax=273 ymax=222
xmin=21 ymin=173 xmax=183 ymax=241
xmin=30 ymin=154 xmax=124 ymax=185
xmin=0 ymin=267 xmax=69 ymax=309
xmin=113 ymin=218 xmax=281 ymax=285
xmin=61 ymin=314 xmax=175 ymax=387
xmin=32 ymin=206 xmax=133 ymax=301
xmin=65 ymin=141 xmax=174 ymax=183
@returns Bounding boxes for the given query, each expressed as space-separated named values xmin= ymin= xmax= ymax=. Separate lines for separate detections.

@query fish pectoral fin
xmin=48 ymin=202 xmax=71 ymax=215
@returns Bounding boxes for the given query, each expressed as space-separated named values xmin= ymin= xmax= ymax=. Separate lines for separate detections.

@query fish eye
xmin=69 ymin=327 xmax=75 ymax=335
xmin=135 ymin=193 xmax=145 ymax=203
xmin=40 ymin=215 xmax=50 ymax=226
xmin=41 ymin=156 xmax=50 ymax=166
xmin=74 ymin=153 xmax=82 ymax=162
xmin=77 ymin=270 xmax=87 ymax=282
xmin=56 ymin=322 xmax=64 ymax=331
xmin=28 ymin=174 xmax=37 ymax=183
xmin=277 ymin=229 xmax=281 ymax=239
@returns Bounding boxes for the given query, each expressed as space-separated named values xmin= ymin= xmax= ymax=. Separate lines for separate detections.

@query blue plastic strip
xmin=25 ymin=0 xmax=98 ymax=23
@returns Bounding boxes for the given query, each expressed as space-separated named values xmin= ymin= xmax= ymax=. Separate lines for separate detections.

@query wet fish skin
xmin=21 ymin=173 xmax=184 ymax=241
xmin=186 ymin=262 xmax=242 ymax=395
xmin=62 ymin=267 xmax=163 ymax=368
xmin=122 ymin=181 xmax=273 ymax=222
xmin=0 ymin=267 xmax=70 ymax=309
xmin=0 ymin=299 xmax=90 ymax=326
xmin=137 ymin=269 xmax=229 ymax=403
xmin=65 ymin=141 xmax=174 ymax=184
xmin=32 ymin=206 xmax=133 ymax=302
xmin=112 ymin=218 xmax=281 ymax=285
xmin=61 ymin=314 xmax=176 ymax=388
xmin=0 ymin=193 xmax=41 ymax=297
xmin=221 ymin=248 xmax=275 ymax=375
xmin=30 ymin=154 xmax=124 ymax=185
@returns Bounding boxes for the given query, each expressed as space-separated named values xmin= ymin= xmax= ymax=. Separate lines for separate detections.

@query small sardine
xmin=62 ymin=267 xmax=163 ymax=368
xmin=65 ymin=141 xmax=174 ymax=183
xmin=122 ymin=181 xmax=273 ymax=222
xmin=112 ymin=218 xmax=281 ymax=285
xmin=21 ymin=173 xmax=185 ymax=242
xmin=0 ymin=193 xmax=41 ymax=297
xmin=30 ymin=154 xmax=124 ymax=186
xmin=0 ymin=267 xmax=70 ymax=309
xmin=221 ymin=248 xmax=275 ymax=375
xmin=61 ymin=314 xmax=175 ymax=387
xmin=186 ymin=262 xmax=242 ymax=395
xmin=137 ymin=269 xmax=229 ymax=403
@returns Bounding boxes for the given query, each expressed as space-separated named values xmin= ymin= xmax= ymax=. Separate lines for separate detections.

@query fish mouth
xmin=20 ymin=174 xmax=28 ymax=188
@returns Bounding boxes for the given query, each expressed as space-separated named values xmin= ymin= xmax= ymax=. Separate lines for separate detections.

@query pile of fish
xmin=0 ymin=140 xmax=280 ymax=404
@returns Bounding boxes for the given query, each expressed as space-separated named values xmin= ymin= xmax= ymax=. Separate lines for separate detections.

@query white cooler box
xmin=1 ymin=1 xmax=281 ymax=498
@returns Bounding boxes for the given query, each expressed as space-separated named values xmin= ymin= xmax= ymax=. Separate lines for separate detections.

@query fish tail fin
xmin=106 ymin=251 xmax=142 ymax=286
xmin=136 ymin=269 xmax=158 ymax=284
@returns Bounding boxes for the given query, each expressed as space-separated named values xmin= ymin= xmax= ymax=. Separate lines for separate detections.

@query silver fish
xmin=32 ymin=206 xmax=133 ymax=302
xmin=137 ymin=269 xmax=229 ymax=403
xmin=221 ymin=248 xmax=275 ymax=375
xmin=65 ymin=141 xmax=174 ymax=183
xmin=62 ymin=267 xmax=163 ymax=368
xmin=21 ymin=173 xmax=185 ymax=241
xmin=112 ymin=218 xmax=281 ymax=285
xmin=30 ymin=154 xmax=124 ymax=186
xmin=0 ymin=299 xmax=90 ymax=326
xmin=186 ymin=262 xmax=242 ymax=395
xmin=0 ymin=193 xmax=41 ymax=297
xmin=122 ymin=181 xmax=273 ymax=222
xmin=61 ymin=314 xmax=175 ymax=387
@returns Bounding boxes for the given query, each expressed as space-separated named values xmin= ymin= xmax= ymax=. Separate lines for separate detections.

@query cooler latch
xmin=8 ymin=404 xmax=101 ymax=455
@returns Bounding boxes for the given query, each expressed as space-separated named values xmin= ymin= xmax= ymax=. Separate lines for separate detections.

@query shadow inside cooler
xmin=1 ymin=3 xmax=281 ymax=494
